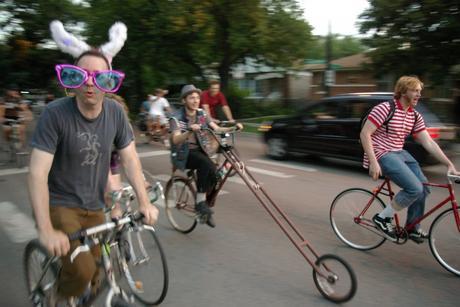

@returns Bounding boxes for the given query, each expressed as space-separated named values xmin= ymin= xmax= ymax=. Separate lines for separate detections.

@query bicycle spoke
xmin=330 ymin=188 xmax=386 ymax=250
xmin=165 ymin=177 xmax=197 ymax=233
xmin=313 ymin=254 xmax=357 ymax=303
xmin=118 ymin=226 xmax=168 ymax=305
xmin=429 ymin=208 xmax=460 ymax=276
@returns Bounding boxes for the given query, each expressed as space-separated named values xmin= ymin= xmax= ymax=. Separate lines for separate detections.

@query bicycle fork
xmin=29 ymin=256 xmax=59 ymax=304
xmin=103 ymin=242 xmax=134 ymax=307
xmin=118 ymin=227 xmax=150 ymax=294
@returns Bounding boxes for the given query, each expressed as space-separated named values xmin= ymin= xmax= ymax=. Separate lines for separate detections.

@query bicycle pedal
xmin=197 ymin=214 xmax=207 ymax=224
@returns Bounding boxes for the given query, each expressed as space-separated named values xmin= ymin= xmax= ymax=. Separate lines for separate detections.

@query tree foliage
xmin=1 ymin=0 xmax=313 ymax=107
xmin=359 ymin=0 xmax=460 ymax=83
xmin=306 ymin=35 xmax=366 ymax=60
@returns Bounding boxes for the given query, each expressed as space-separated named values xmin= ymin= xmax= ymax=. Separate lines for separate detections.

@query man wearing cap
xmin=169 ymin=84 xmax=242 ymax=227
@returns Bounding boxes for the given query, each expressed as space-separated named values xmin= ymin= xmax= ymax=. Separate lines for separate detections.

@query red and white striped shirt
xmin=363 ymin=99 xmax=425 ymax=168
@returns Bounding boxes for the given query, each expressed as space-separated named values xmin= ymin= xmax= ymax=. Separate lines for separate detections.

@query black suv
xmin=262 ymin=92 xmax=456 ymax=165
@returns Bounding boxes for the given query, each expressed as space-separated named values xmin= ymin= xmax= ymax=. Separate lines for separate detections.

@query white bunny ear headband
xmin=50 ymin=20 xmax=127 ymax=66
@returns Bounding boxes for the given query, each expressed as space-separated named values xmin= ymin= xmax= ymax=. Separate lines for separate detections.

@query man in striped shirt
xmin=360 ymin=76 xmax=459 ymax=243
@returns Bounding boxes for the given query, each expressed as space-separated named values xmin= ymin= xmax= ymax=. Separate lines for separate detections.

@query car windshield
xmin=415 ymin=102 xmax=438 ymax=124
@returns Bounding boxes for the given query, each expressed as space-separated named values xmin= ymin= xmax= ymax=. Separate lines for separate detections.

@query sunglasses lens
xmin=60 ymin=67 xmax=85 ymax=88
xmin=95 ymin=72 xmax=123 ymax=92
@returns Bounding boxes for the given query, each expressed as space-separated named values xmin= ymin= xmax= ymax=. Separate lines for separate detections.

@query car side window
xmin=306 ymin=100 xmax=338 ymax=120
xmin=348 ymin=100 xmax=370 ymax=119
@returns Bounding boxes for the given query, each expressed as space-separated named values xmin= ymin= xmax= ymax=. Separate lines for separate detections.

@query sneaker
xmin=372 ymin=214 xmax=397 ymax=241
xmin=195 ymin=201 xmax=211 ymax=216
xmin=195 ymin=201 xmax=216 ymax=228
xmin=205 ymin=214 xmax=216 ymax=228
xmin=408 ymin=228 xmax=429 ymax=244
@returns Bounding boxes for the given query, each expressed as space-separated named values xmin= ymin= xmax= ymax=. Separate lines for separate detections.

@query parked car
xmin=261 ymin=92 xmax=456 ymax=165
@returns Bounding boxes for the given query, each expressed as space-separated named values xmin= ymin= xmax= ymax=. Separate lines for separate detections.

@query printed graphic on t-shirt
xmin=78 ymin=132 xmax=101 ymax=166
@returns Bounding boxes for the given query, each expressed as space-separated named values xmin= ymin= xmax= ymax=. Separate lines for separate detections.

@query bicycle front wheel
xmin=165 ymin=176 xmax=197 ymax=233
xmin=312 ymin=254 xmax=357 ymax=303
xmin=119 ymin=225 xmax=169 ymax=305
xmin=330 ymin=188 xmax=386 ymax=250
xmin=429 ymin=208 xmax=460 ymax=276
xmin=23 ymin=239 xmax=60 ymax=307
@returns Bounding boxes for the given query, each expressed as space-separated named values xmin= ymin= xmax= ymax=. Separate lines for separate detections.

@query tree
xmin=0 ymin=0 xmax=84 ymax=90
xmin=306 ymin=35 xmax=366 ymax=60
xmin=81 ymin=0 xmax=313 ymax=101
xmin=1 ymin=0 xmax=314 ymax=104
xmin=359 ymin=1 xmax=460 ymax=84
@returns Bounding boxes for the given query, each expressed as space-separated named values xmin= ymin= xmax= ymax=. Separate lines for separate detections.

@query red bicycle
xmin=165 ymin=125 xmax=357 ymax=303
xmin=330 ymin=174 xmax=460 ymax=276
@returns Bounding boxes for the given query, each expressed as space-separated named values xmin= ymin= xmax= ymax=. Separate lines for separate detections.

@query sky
xmin=298 ymin=0 xmax=370 ymax=36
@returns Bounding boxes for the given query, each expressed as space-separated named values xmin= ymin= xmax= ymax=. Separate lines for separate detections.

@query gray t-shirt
xmin=31 ymin=96 xmax=134 ymax=210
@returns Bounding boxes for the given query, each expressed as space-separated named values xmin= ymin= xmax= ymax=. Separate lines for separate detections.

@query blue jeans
xmin=378 ymin=150 xmax=430 ymax=230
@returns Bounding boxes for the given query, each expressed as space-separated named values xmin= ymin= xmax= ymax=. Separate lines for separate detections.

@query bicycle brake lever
xmin=70 ymin=245 xmax=90 ymax=263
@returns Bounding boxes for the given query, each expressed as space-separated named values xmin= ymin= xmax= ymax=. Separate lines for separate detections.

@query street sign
xmin=325 ymin=70 xmax=335 ymax=86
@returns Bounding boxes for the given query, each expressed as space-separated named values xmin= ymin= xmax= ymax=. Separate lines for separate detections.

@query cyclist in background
xmin=200 ymin=80 xmax=235 ymax=122
xmin=0 ymin=86 xmax=31 ymax=149
xmin=105 ymin=93 xmax=154 ymax=219
xmin=147 ymin=88 xmax=172 ymax=145
xmin=169 ymin=84 xmax=242 ymax=228
xmin=28 ymin=21 xmax=158 ymax=306
xmin=148 ymin=88 xmax=171 ymax=128
xmin=360 ymin=75 xmax=459 ymax=243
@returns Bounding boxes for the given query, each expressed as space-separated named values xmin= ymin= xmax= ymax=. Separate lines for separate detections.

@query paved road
xmin=0 ymin=133 xmax=459 ymax=306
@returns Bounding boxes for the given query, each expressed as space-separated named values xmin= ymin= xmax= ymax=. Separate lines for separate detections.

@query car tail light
xmin=427 ymin=127 xmax=440 ymax=140
xmin=258 ymin=122 xmax=272 ymax=132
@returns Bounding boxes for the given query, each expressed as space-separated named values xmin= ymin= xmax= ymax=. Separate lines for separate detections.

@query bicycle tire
xmin=312 ymin=254 xmax=357 ymax=303
xmin=23 ymin=239 xmax=60 ymax=307
xmin=330 ymin=188 xmax=386 ymax=250
xmin=164 ymin=176 xmax=197 ymax=233
xmin=118 ymin=225 xmax=169 ymax=306
xmin=429 ymin=208 xmax=460 ymax=276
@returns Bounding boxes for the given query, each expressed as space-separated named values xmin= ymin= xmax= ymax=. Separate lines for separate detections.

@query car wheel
xmin=267 ymin=137 xmax=289 ymax=160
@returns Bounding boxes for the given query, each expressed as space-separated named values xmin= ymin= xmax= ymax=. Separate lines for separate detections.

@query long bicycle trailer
xmin=205 ymin=128 xmax=357 ymax=303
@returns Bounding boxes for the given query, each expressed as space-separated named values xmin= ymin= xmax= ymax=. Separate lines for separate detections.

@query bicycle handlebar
xmin=447 ymin=173 xmax=460 ymax=184
xmin=2 ymin=117 xmax=24 ymax=124
xmin=69 ymin=211 xmax=144 ymax=263
xmin=212 ymin=119 xmax=238 ymax=128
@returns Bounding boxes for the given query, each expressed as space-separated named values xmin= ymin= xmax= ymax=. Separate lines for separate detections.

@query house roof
xmin=303 ymin=52 xmax=372 ymax=71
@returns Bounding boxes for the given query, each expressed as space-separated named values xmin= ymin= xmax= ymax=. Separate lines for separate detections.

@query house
xmin=231 ymin=58 xmax=312 ymax=102
xmin=303 ymin=52 xmax=390 ymax=100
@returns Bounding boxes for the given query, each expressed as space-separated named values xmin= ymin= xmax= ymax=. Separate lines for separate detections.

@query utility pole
xmin=324 ymin=22 xmax=333 ymax=97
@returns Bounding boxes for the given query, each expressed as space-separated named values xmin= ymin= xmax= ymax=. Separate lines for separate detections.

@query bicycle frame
xmin=364 ymin=178 xmax=460 ymax=233
xmin=204 ymin=129 xmax=328 ymax=276
xmin=166 ymin=127 xmax=357 ymax=302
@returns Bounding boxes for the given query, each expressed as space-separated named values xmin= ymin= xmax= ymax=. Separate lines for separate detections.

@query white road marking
xmin=246 ymin=166 xmax=294 ymax=178
xmin=137 ymin=150 xmax=170 ymax=158
xmin=0 ymin=201 xmax=37 ymax=243
xmin=147 ymin=174 xmax=172 ymax=182
xmin=250 ymin=159 xmax=317 ymax=172
xmin=227 ymin=176 xmax=247 ymax=185
xmin=0 ymin=167 xmax=29 ymax=177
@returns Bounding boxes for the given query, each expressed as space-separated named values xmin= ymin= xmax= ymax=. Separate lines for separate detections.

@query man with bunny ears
xmin=28 ymin=20 xmax=158 ymax=305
